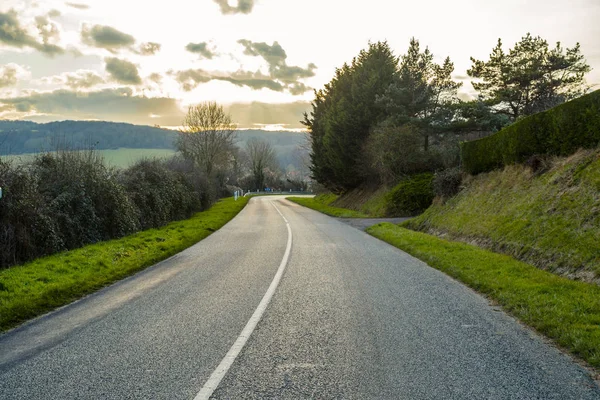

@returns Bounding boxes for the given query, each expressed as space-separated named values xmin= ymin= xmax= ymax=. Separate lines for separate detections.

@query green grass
xmin=367 ymin=223 xmax=600 ymax=370
xmin=288 ymin=194 xmax=369 ymax=218
xmin=1 ymin=148 xmax=176 ymax=169
xmin=406 ymin=149 xmax=600 ymax=280
xmin=0 ymin=196 xmax=248 ymax=332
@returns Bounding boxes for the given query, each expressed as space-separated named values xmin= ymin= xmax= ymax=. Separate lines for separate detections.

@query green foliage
xmin=119 ymin=158 xmax=203 ymax=230
xmin=287 ymin=196 xmax=369 ymax=218
xmin=384 ymin=173 xmax=434 ymax=216
xmin=461 ymin=90 xmax=600 ymax=174
xmin=303 ymin=41 xmax=399 ymax=192
xmin=406 ymin=149 xmax=600 ymax=279
xmin=367 ymin=224 xmax=600 ymax=369
xmin=364 ymin=123 xmax=441 ymax=184
xmin=0 ymin=197 xmax=249 ymax=332
xmin=0 ymin=150 xmax=219 ymax=269
xmin=433 ymin=167 xmax=463 ymax=199
xmin=313 ymin=193 xmax=338 ymax=206
xmin=468 ymin=33 xmax=591 ymax=121
xmin=377 ymin=38 xmax=462 ymax=151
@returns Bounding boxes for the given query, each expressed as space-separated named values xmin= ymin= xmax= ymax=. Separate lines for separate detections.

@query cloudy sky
xmin=0 ymin=0 xmax=599 ymax=129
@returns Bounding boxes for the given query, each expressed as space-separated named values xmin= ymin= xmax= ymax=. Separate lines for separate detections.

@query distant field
xmin=1 ymin=148 xmax=176 ymax=169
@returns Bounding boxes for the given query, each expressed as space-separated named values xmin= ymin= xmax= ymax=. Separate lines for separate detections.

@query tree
xmin=303 ymin=41 xmax=399 ymax=192
xmin=376 ymin=38 xmax=462 ymax=151
xmin=468 ymin=33 xmax=591 ymax=121
xmin=175 ymin=102 xmax=236 ymax=176
xmin=246 ymin=138 xmax=278 ymax=190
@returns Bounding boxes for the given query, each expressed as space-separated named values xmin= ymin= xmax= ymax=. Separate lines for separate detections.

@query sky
xmin=0 ymin=0 xmax=599 ymax=130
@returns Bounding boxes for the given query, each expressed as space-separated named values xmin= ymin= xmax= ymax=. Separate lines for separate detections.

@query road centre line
xmin=193 ymin=200 xmax=292 ymax=400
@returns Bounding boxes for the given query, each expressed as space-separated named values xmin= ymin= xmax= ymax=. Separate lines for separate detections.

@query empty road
xmin=0 ymin=196 xmax=598 ymax=399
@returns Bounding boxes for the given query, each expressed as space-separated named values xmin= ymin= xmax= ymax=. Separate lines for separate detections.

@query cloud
xmin=173 ymin=69 xmax=212 ymax=91
xmin=35 ymin=15 xmax=61 ymax=45
xmin=0 ymin=87 xmax=185 ymax=126
xmin=65 ymin=2 xmax=90 ymax=10
xmin=0 ymin=9 xmax=65 ymax=56
xmin=105 ymin=57 xmax=141 ymax=85
xmin=216 ymin=72 xmax=284 ymax=92
xmin=173 ymin=41 xmax=316 ymax=95
xmin=0 ymin=64 xmax=20 ymax=87
xmin=65 ymin=70 xmax=104 ymax=89
xmin=185 ymin=42 xmax=215 ymax=59
xmin=238 ymin=39 xmax=316 ymax=93
xmin=238 ymin=39 xmax=286 ymax=68
xmin=226 ymin=101 xmax=310 ymax=129
xmin=137 ymin=42 xmax=161 ymax=56
xmin=38 ymin=69 xmax=104 ymax=89
xmin=213 ymin=0 xmax=255 ymax=15
xmin=148 ymin=73 xmax=162 ymax=84
xmin=81 ymin=24 xmax=135 ymax=52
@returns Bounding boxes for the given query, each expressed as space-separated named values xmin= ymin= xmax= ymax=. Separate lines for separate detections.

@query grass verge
xmin=0 ymin=196 xmax=249 ymax=332
xmin=367 ymin=223 xmax=600 ymax=370
xmin=287 ymin=195 xmax=369 ymax=218
xmin=405 ymin=149 xmax=600 ymax=281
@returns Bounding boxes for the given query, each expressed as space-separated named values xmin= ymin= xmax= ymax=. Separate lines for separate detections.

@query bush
xmin=0 ymin=151 xmax=220 ymax=270
xmin=385 ymin=173 xmax=435 ymax=217
xmin=461 ymin=90 xmax=600 ymax=174
xmin=433 ymin=167 xmax=463 ymax=199
xmin=364 ymin=124 xmax=442 ymax=184
xmin=32 ymin=150 xmax=139 ymax=249
xmin=0 ymin=161 xmax=62 ymax=268
xmin=119 ymin=159 xmax=201 ymax=230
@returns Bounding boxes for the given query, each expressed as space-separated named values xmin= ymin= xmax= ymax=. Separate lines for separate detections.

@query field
xmin=1 ymin=148 xmax=176 ymax=169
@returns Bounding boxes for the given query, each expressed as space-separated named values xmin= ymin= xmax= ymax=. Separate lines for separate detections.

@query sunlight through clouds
xmin=0 ymin=0 xmax=598 ymax=127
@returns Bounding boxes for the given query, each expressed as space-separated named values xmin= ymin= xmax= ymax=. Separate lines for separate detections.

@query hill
xmin=0 ymin=120 xmax=307 ymax=167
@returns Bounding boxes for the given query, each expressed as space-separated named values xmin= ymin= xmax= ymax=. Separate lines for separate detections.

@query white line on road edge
xmin=194 ymin=200 xmax=292 ymax=400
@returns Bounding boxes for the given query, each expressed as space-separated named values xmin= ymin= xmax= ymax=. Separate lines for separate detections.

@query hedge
xmin=385 ymin=173 xmax=434 ymax=217
xmin=461 ymin=90 xmax=600 ymax=174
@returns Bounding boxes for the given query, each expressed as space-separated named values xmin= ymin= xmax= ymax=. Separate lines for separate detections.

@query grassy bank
xmin=287 ymin=194 xmax=369 ymax=218
xmin=405 ymin=148 xmax=600 ymax=282
xmin=367 ymin=223 xmax=600 ymax=369
xmin=0 ymin=196 xmax=249 ymax=332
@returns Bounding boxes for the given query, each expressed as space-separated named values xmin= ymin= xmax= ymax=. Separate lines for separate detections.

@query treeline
xmin=0 ymin=120 xmax=177 ymax=153
xmin=0 ymin=119 xmax=307 ymax=170
xmin=304 ymin=34 xmax=590 ymax=197
xmin=0 ymin=150 xmax=220 ymax=269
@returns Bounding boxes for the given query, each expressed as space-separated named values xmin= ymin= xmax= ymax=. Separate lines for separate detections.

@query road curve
xmin=0 ymin=195 xmax=598 ymax=399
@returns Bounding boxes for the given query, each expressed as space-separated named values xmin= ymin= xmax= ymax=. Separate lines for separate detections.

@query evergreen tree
xmin=468 ymin=33 xmax=591 ymax=121
xmin=376 ymin=38 xmax=462 ymax=151
xmin=303 ymin=42 xmax=398 ymax=192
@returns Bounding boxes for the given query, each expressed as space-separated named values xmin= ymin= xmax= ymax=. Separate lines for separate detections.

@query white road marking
xmin=193 ymin=200 xmax=293 ymax=400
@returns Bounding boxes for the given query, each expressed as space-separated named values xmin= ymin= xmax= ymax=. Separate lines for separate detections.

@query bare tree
xmin=246 ymin=137 xmax=278 ymax=190
xmin=176 ymin=102 xmax=236 ymax=176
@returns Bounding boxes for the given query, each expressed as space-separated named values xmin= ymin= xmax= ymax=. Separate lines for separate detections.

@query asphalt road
xmin=0 ymin=196 xmax=598 ymax=399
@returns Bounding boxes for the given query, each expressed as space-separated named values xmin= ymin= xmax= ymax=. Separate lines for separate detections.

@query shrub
xmin=32 ymin=150 xmax=139 ymax=249
xmin=433 ymin=167 xmax=463 ymax=199
xmin=120 ymin=159 xmax=201 ymax=230
xmin=364 ymin=124 xmax=442 ymax=184
xmin=461 ymin=89 xmax=600 ymax=174
xmin=0 ymin=161 xmax=62 ymax=268
xmin=0 ymin=151 xmax=219 ymax=270
xmin=385 ymin=173 xmax=435 ymax=217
